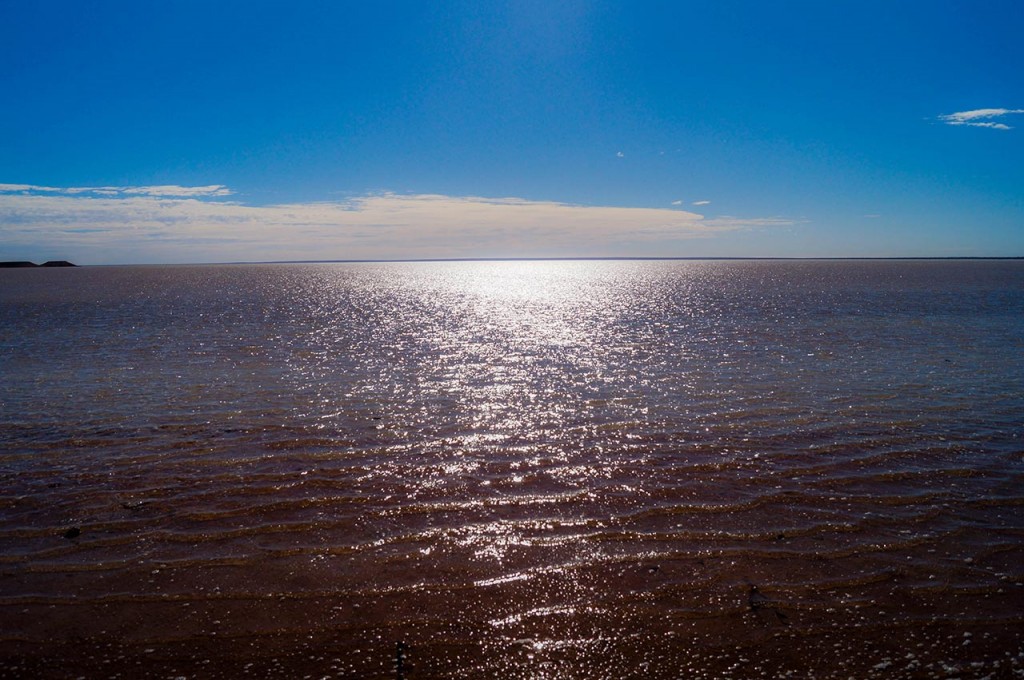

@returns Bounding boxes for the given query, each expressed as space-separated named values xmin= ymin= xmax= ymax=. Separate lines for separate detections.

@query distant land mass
xmin=0 ymin=261 xmax=77 ymax=268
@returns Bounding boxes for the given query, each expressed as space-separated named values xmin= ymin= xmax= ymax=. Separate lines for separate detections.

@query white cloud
xmin=0 ymin=183 xmax=232 ymax=197
xmin=702 ymin=216 xmax=792 ymax=229
xmin=616 ymin=151 xmax=624 ymax=158
xmin=671 ymin=200 xmax=683 ymax=205
xmin=0 ymin=183 xmax=65 ymax=193
xmin=0 ymin=185 xmax=793 ymax=264
xmin=692 ymin=200 xmax=710 ymax=206
xmin=939 ymin=108 xmax=1024 ymax=129
xmin=961 ymin=122 xmax=1011 ymax=130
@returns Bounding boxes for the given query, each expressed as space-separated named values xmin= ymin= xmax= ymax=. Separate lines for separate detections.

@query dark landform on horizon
xmin=0 ymin=260 xmax=76 ymax=268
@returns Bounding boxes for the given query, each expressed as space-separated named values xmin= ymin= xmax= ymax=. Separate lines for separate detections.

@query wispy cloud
xmin=0 ymin=185 xmax=793 ymax=264
xmin=0 ymin=183 xmax=232 ymax=197
xmin=693 ymin=200 xmax=710 ymax=206
xmin=938 ymin=108 xmax=1024 ymax=130
xmin=671 ymin=200 xmax=683 ymax=205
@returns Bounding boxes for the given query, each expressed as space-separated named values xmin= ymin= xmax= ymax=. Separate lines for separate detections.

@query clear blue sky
xmin=1 ymin=1 xmax=1022 ymax=264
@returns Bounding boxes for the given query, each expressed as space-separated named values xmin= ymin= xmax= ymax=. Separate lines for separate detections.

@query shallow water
xmin=1 ymin=260 xmax=1023 ymax=678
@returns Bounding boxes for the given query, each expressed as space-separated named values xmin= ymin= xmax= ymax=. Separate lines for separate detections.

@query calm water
xmin=1 ymin=260 xmax=1023 ymax=679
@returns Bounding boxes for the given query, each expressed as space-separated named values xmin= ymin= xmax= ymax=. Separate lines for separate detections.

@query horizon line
xmin=7 ymin=256 xmax=1024 ymax=267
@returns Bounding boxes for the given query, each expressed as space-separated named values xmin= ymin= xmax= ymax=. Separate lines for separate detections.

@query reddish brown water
xmin=1 ymin=260 xmax=1023 ymax=678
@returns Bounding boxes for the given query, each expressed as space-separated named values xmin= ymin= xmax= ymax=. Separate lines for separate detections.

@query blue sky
xmin=1 ymin=1 xmax=1022 ymax=264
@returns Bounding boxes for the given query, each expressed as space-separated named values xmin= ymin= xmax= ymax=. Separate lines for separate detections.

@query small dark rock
xmin=748 ymin=585 xmax=766 ymax=610
xmin=747 ymin=583 xmax=790 ymax=626
xmin=63 ymin=527 xmax=81 ymax=540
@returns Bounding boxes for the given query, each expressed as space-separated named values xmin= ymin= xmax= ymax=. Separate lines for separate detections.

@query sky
xmin=1 ymin=0 xmax=1022 ymax=264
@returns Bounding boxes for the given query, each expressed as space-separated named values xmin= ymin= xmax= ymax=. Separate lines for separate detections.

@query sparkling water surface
xmin=1 ymin=260 xmax=1023 ymax=678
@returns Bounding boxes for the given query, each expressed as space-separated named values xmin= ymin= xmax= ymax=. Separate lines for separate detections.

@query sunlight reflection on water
xmin=1 ymin=260 xmax=1023 ymax=677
